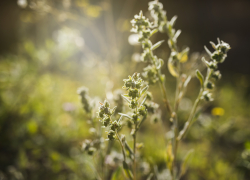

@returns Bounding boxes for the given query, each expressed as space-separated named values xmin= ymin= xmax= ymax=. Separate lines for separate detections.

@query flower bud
xmin=110 ymin=120 xmax=121 ymax=131
xmin=211 ymin=70 xmax=221 ymax=80
xmin=127 ymin=120 xmax=133 ymax=129
xmin=144 ymin=102 xmax=159 ymax=114
xmin=98 ymin=111 xmax=104 ymax=118
xmin=202 ymin=91 xmax=213 ymax=102
xmin=206 ymin=81 xmax=214 ymax=90
xmin=103 ymin=116 xmax=111 ymax=127
xmin=87 ymin=147 xmax=96 ymax=155
xmin=146 ymin=92 xmax=153 ymax=101
xmin=217 ymin=41 xmax=230 ymax=54
xmin=104 ymin=100 xmax=110 ymax=108
xmin=121 ymin=135 xmax=126 ymax=143
xmin=208 ymin=61 xmax=218 ymax=69
xmin=132 ymin=113 xmax=138 ymax=122
xmin=128 ymin=89 xmax=139 ymax=99
xmin=141 ymin=49 xmax=153 ymax=62
xmin=138 ymin=106 xmax=147 ymax=116
xmin=211 ymin=51 xmax=225 ymax=63
xmin=82 ymin=139 xmax=91 ymax=151
xmin=108 ymin=130 xmax=115 ymax=140
xmin=142 ymin=40 xmax=152 ymax=49
xmin=124 ymin=79 xmax=132 ymax=89
xmin=129 ymin=100 xmax=138 ymax=109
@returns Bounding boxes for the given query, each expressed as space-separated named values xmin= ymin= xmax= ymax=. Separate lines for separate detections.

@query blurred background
xmin=0 ymin=0 xmax=249 ymax=179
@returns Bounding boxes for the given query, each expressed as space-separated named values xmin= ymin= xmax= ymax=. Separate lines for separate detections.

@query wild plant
xmin=78 ymin=0 xmax=230 ymax=179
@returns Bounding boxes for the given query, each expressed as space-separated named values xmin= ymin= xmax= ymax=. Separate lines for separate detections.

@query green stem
xmin=125 ymin=141 xmax=134 ymax=159
xmin=137 ymin=114 xmax=147 ymax=129
xmin=133 ymin=107 xmax=138 ymax=180
xmin=177 ymin=89 xmax=203 ymax=141
xmin=116 ymin=131 xmax=133 ymax=180
xmin=171 ymin=58 xmax=181 ymax=180
xmin=157 ymin=71 xmax=173 ymax=115
xmin=115 ymin=131 xmax=126 ymax=162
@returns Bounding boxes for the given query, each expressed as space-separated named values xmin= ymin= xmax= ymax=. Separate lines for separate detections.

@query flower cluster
xmin=122 ymin=73 xmax=157 ymax=123
xmin=148 ymin=0 xmax=167 ymax=32
xmin=97 ymin=100 xmax=121 ymax=140
xmin=148 ymin=0 xmax=190 ymax=78
xmin=131 ymin=11 xmax=151 ymax=35
xmin=98 ymin=100 xmax=116 ymax=126
xmin=82 ymin=139 xmax=102 ymax=155
xmin=77 ymin=87 xmax=91 ymax=113
xmin=201 ymin=39 xmax=230 ymax=101
xmin=130 ymin=10 xmax=165 ymax=84
xmin=113 ymin=89 xmax=124 ymax=114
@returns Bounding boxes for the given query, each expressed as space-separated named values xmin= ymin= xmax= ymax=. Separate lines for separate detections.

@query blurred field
xmin=0 ymin=0 xmax=250 ymax=180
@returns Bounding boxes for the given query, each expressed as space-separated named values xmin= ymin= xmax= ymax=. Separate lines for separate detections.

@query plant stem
xmin=178 ymin=68 xmax=213 ymax=140
xmin=133 ymin=107 xmax=138 ymax=180
xmin=133 ymin=129 xmax=137 ymax=180
xmin=157 ymin=71 xmax=173 ymax=115
xmin=115 ymin=130 xmax=126 ymax=162
xmin=116 ymin=131 xmax=134 ymax=180
xmin=177 ymin=89 xmax=202 ymax=141
xmin=171 ymin=60 xmax=181 ymax=180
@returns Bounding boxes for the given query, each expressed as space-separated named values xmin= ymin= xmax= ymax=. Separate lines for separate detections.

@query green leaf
xmin=183 ymin=76 xmax=191 ymax=88
xmin=118 ymin=113 xmax=132 ymax=120
xmin=170 ymin=15 xmax=178 ymax=26
xmin=204 ymin=46 xmax=212 ymax=56
xmin=173 ymin=29 xmax=181 ymax=42
xmin=111 ymin=106 xmax=117 ymax=115
xmin=146 ymin=173 xmax=154 ymax=180
xmin=178 ymin=47 xmax=190 ymax=63
xmin=168 ymin=57 xmax=179 ymax=77
xmin=121 ymin=95 xmax=130 ymax=103
xmin=151 ymin=40 xmax=165 ymax=51
xmin=180 ymin=149 xmax=194 ymax=178
xmin=196 ymin=70 xmax=204 ymax=86
xmin=111 ymin=166 xmax=123 ymax=180
xmin=150 ymin=29 xmax=158 ymax=37
xmin=140 ymin=96 xmax=148 ymax=107
xmin=140 ymin=85 xmax=149 ymax=96
xmin=210 ymin=41 xmax=216 ymax=49
xmin=166 ymin=143 xmax=174 ymax=171
xmin=123 ymin=161 xmax=134 ymax=180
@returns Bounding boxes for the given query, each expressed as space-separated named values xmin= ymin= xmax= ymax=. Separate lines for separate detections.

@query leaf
xmin=150 ymin=29 xmax=158 ymax=37
xmin=168 ymin=57 xmax=179 ymax=77
xmin=118 ymin=113 xmax=132 ymax=120
xmin=146 ymin=173 xmax=154 ymax=180
xmin=118 ymin=115 xmax=124 ymax=123
xmin=180 ymin=149 xmax=194 ymax=178
xmin=178 ymin=47 xmax=190 ymax=63
xmin=121 ymin=95 xmax=130 ymax=103
xmin=140 ymin=96 xmax=148 ymax=107
xmin=201 ymin=57 xmax=209 ymax=67
xmin=140 ymin=85 xmax=149 ymax=96
xmin=111 ymin=106 xmax=117 ymax=115
xmin=196 ymin=70 xmax=204 ymax=87
xmin=111 ymin=166 xmax=123 ymax=180
xmin=123 ymin=161 xmax=134 ymax=180
xmin=183 ymin=76 xmax=191 ymax=88
xmin=173 ymin=30 xmax=181 ymax=42
xmin=151 ymin=40 xmax=165 ymax=51
xmin=210 ymin=41 xmax=216 ymax=49
xmin=166 ymin=143 xmax=174 ymax=171
xmin=170 ymin=15 xmax=178 ymax=26
xmin=204 ymin=46 xmax=212 ymax=56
